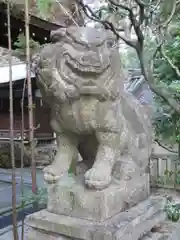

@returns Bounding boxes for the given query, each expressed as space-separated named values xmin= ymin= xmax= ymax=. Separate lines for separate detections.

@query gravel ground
xmin=0 ymin=168 xmax=45 ymax=210
xmin=0 ymin=223 xmax=30 ymax=240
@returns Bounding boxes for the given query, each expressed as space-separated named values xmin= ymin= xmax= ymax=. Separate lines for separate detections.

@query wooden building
xmin=0 ymin=60 xmax=54 ymax=141
xmin=0 ymin=1 xmax=62 ymax=49
xmin=0 ymin=0 xmax=83 ymax=49
xmin=125 ymin=68 xmax=154 ymax=116
xmin=0 ymin=0 xmax=84 ymax=142
xmin=0 ymin=1 xmax=64 ymax=141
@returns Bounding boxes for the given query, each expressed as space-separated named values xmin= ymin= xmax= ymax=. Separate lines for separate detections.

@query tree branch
xmin=150 ymin=41 xmax=163 ymax=74
xmin=160 ymin=45 xmax=180 ymax=78
xmin=158 ymin=0 xmax=177 ymax=27
xmin=108 ymin=0 xmax=133 ymax=12
xmin=108 ymin=0 xmax=144 ymax=42
xmin=76 ymin=0 xmax=137 ymax=48
xmin=155 ymin=139 xmax=178 ymax=153
xmin=135 ymin=1 xmax=180 ymax=115
xmin=137 ymin=47 xmax=180 ymax=114
xmin=134 ymin=0 xmax=149 ymax=7
xmin=55 ymin=0 xmax=80 ymax=27
xmin=154 ymin=0 xmax=161 ymax=10
xmin=77 ymin=0 xmax=180 ymax=114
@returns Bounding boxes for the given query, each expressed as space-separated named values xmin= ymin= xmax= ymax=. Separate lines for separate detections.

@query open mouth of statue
xmin=59 ymin=53 xmax=114 ymax=89
xmin=64 ymin=54 xmax=110 ymax=75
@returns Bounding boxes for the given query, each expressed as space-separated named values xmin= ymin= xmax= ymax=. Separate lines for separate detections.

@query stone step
xmin=140 ymin=221 xmax=180 ymax=240
xmin=26 ymin=196 xmax=166 ymax=240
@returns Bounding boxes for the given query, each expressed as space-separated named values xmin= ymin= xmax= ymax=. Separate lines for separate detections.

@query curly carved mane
xmin=36 ymin=27 xmax=125 ymax=104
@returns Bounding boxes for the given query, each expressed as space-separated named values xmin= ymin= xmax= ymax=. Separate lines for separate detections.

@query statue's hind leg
xmin=85 ymin=132 xmax=119 ymax=190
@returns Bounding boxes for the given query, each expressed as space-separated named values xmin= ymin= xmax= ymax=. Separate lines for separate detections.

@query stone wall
xmin=0 ymin=142 xmax=31 ymax=168
xmin=35 ymin=144 xmax=57 ymax=167
xmin=0 ymin=141 xmax=57 ymax=168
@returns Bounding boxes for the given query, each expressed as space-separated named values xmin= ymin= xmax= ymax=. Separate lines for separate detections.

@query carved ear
xmin=50 ymin=28 xmax=67 ymax=43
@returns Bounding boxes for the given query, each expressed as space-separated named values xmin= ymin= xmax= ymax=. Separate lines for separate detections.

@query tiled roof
xmin=0 ymin=47 xmax=36 ymax=83
xmin=125 ymin=68 xmax=154 ymax=106
xmin=0 ymin=0 xmax=83 ymax=27
xmin=0 ymin=47 xmax=23 ymax=67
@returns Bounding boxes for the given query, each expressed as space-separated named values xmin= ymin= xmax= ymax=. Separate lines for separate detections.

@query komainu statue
xmin=35 ymin=26 xmax=152 ymax=190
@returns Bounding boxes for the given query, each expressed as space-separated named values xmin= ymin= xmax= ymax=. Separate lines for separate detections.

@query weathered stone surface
xmin=26 ymin=227 xmax=72 ymax=240
xmin=140 ymin=233 xmax=162 ymax=240
xmin=140 ymin=221 xmax=180 ymax=240
xmin=28 ymin=25 xmax=155 ymax=240
xmin=34 ymin=26 xmax=153 ymax=190
xmin=26 ymin=196 xmax=166 ymax=240
xmin=47 ymin=174 xmax=149 ymax=221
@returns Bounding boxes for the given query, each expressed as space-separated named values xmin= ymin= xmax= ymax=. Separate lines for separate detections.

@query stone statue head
xmin=51 ymin=26 xmax=117 ymax=73
xmin=36 ymin=26 xmax=124 ymax=103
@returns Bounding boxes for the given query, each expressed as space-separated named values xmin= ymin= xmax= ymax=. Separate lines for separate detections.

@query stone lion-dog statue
xmin=35 ymin=26 xmax=152 ymax=190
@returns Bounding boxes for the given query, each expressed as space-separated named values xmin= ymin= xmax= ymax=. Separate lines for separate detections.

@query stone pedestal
xmin=26 ymin=175 xmax=166 ymax=240
xmin=47 ymin=174 xmax=149 ymax=222
xmin=26 ymin=196 xmax=166 ymax=240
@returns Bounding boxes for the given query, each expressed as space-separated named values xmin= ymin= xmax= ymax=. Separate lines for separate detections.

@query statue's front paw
xmin=84 ymin=167 xmax=111 ymax=190
xmin=43 ymin=165 xmax=61 ymax=184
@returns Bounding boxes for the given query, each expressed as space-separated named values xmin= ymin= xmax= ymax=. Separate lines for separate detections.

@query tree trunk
xmin=24 ymin=0 xmax=37 ymax=198
xmin=20 ymin=78 xmax=27 ymax=240
xmin=7 ymin=2 xmax=19 ymax=239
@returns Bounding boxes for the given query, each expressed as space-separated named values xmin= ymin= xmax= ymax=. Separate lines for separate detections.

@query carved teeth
xmin=64 ymin=54 xmax=104 ymax=74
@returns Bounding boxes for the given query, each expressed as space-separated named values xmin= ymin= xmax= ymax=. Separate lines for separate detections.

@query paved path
xmin=0 ymin=168 xmax=46 ymax=238
xmin=0 ymin=223 xmax=29 ymax=240
xmin=0 ymin=168 xmax=45 ymax=186
xmin=0 ymin=182 xmax=31 ymax=209
xmin=0 ymin=168 xmax=45 ymax=210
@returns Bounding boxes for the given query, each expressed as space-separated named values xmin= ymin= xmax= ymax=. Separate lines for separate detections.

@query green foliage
xmin=124 ymin=47 xmax=140 ymax=69
xmin=14 ymin=33 xmax=40 ymax=50
xmin=157 ymin=168 xmax=180 ymax=186
xmin=96 ymin=2 xmax=126 ymax=21
xmin=159 ymin=0 xmax=177 ymax=24
xmin=124 ymin=38 xmax=157 ymax=68
xmin=21 ymin=187 xmax=47 ymax=206
xmin=13 ymin=33 xmax=41 ymax=57
xmin=84 ymin=0 xmax=180 ymax=150
xmin=36 ymin=0 xmax=53 ymax=18
xmin=154 ymin=108 xmax=180 ymax=145
xmin=154 ymin=30 xmax=180 ymax=148
xmin=165 ymin=199 xmax=180 ymax=222
xmin=0 ymin=153 xmax=11 ymax=168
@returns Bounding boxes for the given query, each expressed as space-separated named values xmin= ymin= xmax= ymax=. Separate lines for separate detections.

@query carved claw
xmin=84 ymin=167 xmax=112 ymax=190
xmin=43 ymin=165 xmax=61 ymax=184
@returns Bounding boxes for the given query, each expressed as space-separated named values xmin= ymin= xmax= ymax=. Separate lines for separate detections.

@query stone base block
xmin=47 ymin=174 xmax=149 ymax=222
xmin=26 ymin=196 xmax=166 ymax=240
xmin=26 ymin=227 xmax=70 ymax=240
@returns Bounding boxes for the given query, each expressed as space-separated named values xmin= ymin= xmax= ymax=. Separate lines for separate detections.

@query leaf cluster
xmin=154 ymin=29 xmax=180 ymax=145
xmin=21 ymin=187 xmax=47 ymax=205
xmin=36 ymin=0 xmax=53 ymax=18
xmin=13 ymin=33 xmax=41 ymax=58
